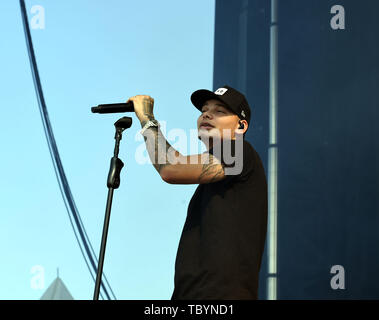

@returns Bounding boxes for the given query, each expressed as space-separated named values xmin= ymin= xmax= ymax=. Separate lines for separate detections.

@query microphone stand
xmin=93 ymin=116 xmax=132 ymax=300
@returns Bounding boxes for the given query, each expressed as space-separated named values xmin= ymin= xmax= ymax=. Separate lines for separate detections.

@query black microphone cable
xmin=19 ymin=0 xmax=116 ymax=300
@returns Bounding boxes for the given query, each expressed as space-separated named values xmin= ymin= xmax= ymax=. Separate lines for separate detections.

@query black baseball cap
xmin=190 ymin=85 xmax=251 ymax=125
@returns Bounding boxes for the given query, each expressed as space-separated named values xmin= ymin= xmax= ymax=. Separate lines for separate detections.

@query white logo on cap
xmin=241 ymin=110 xmax=246 ymax=118
xmin=214 ymin=88 xmax=228 ymax=95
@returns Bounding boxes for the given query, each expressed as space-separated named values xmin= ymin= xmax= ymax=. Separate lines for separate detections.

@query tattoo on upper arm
xmin=199 ymin=154 xmax=225 ymax=183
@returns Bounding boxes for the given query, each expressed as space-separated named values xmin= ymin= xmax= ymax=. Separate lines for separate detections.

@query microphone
xmin=91 ymin=102 xmax=134 ymax=114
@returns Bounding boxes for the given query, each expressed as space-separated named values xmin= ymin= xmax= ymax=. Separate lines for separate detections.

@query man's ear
xmin=237 ymin=120 xmax=248 ymax=133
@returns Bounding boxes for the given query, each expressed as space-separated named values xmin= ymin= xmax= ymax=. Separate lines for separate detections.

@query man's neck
xmin=204 ymin=137 xmax=239 ymax=151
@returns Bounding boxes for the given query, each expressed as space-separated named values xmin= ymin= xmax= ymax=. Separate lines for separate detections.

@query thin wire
xmin=19 ymin=0 xmax=116 ymax=300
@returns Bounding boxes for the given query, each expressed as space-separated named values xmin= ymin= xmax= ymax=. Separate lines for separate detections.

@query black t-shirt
xmin=171 ymin=139 xmax=268 ymax=300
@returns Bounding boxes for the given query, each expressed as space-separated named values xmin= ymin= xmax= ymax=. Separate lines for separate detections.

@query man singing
xmin=128 ymin=85 xmax=267 ymax=299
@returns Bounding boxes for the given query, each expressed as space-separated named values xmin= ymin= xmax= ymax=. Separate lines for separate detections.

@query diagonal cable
xmin=19 ymin=0 xmax=116 ymax=300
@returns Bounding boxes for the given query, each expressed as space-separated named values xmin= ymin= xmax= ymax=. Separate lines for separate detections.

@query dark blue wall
xmin=214 ymin=0 xmax=379 ymax=299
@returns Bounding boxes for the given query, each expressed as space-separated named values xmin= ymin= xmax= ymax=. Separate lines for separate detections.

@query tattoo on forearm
xmin=141 ymin=124 xmax=181 ymax=174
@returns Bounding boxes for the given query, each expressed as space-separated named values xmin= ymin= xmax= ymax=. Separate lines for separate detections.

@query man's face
xmin=197 ymin=99 xmax=240 ymax=142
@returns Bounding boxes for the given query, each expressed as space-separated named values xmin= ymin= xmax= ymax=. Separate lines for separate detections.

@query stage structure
xmin=213 ymin=0 xmax=379 ymax=299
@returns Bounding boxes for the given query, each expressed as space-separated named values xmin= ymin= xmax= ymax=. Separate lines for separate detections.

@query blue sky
xmin=0 ymin=0 xmax=215 ymax=299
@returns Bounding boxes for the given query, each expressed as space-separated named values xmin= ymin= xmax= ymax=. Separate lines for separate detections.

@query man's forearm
xmin=140 ymin=118 xmax=184 ymax=175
